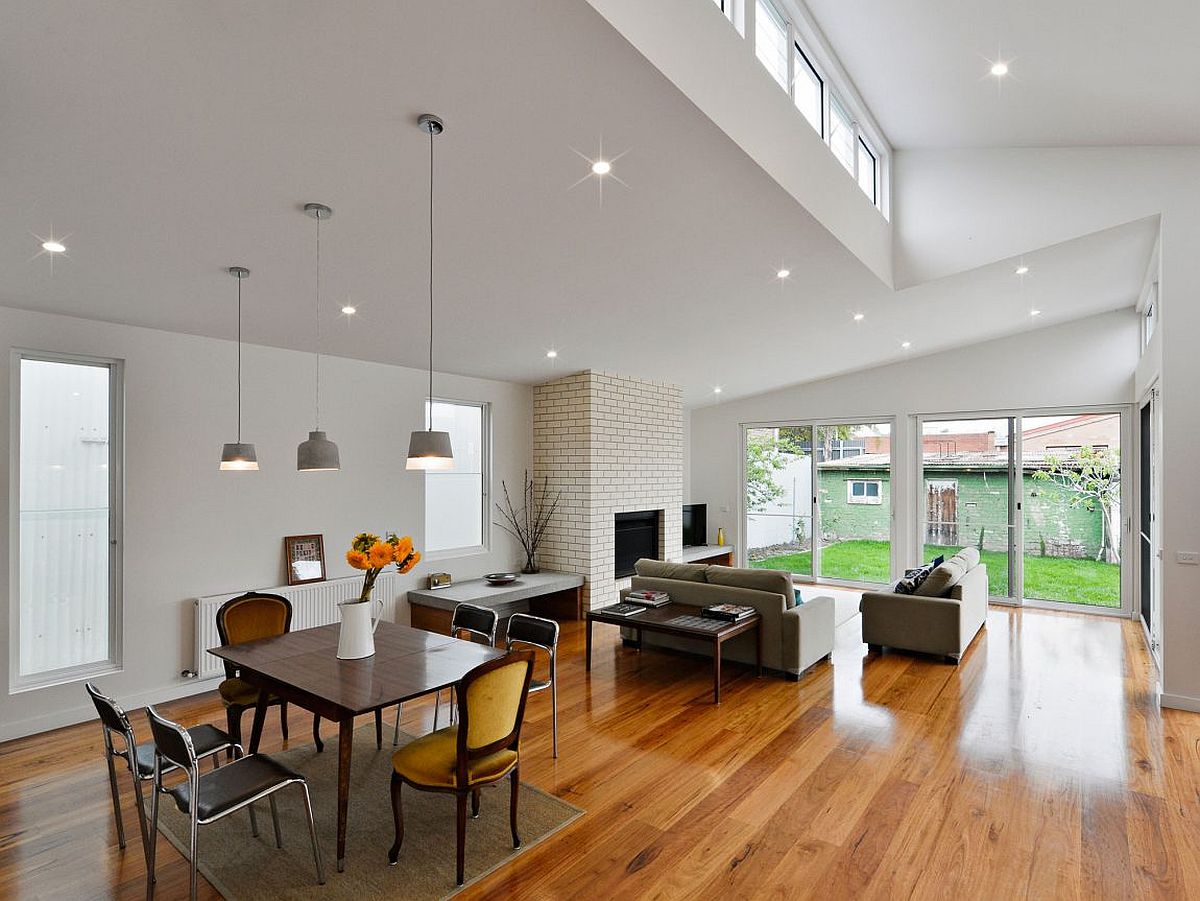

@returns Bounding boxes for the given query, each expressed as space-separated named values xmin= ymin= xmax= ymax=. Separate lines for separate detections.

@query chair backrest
xmin=145 ymin=705 xmax=198 ymax=776
xmin=215 ymin=591 xmax=293 ymax=679
xmin=505 ymin=613 xmax=559 ymax=654
xmin=451 ymin=602 xmax=498 ymax=646
xmin=455 ymin=650 xmax=534 ymax=769
xmin=85 ymin=681 xmax=135 ymax=748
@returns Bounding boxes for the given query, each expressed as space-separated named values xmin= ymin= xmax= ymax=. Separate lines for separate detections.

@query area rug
xmin=796 ymin=585 xmax=863 ymax=627
xmin=154 ymin=725 xmax=583 ymax=899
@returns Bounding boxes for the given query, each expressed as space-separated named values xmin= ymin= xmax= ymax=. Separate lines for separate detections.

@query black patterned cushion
xmin=894 ymin=562 xmax=936 ymax=595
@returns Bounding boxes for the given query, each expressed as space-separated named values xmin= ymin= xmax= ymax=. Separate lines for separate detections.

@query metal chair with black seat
xmin=415 ymin=602 xmax=499 ymax=740
xmin=215 ymin=591 xmax=328 ymax=753
xmin=504 ymin=613 xmax=561 ymax=757
xmin=85 ymin=682 xmax=237 ymax=869
xmin=145 ymin=705 xmax=325 ymax=901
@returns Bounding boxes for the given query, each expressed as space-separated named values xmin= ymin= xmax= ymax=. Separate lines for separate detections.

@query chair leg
xmin=509 ymin=767 xmax=521 ymax=849
xmin=456 ymin=791 xmax=468 ymax=886
xmin=104 ymin=750 xmax=126 ymax=849
xmin=225 ymin=707 xmax=242 ymax=761
xmin=471 ymin=787 xmax=481 ymax=819
xmin=132 ymin=775 xmax=152 ymax=868
xmin=280 ymin=701 xmax=289 ymax=741
xmin=375 ymin=708 xmax=383 ymax=750
xmin=312 ymin=714 xmax=324 ymax=753
xmin=147 ymin=781 xmax=159 ymax=888
xmin=268 ymin=794 xmax=283 ymax=849
xmin=387 ymin=774 xmax=405 ymax=865
xmin=299 ymin=782 xmax=325 ymax=885
xmin=433 ymin=690 xmax=440 ymax=731
xmin=248 ymin=799 xmax=259 ymax=838
xmin=188 ymin=809 xmax=199 ymax=901
xmin=550 ymin=654 xmax=559 ymax=759
xmin=392 ymin=703 xmax=403 ymax=747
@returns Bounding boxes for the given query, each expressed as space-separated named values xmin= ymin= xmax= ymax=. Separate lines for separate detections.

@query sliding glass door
xmin=744 ymin=421 xmax=892 ymax=586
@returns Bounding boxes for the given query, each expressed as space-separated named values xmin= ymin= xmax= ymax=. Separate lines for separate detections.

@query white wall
xmin=0 ymin=305 xmax=532 ymax=740
xmin=689 ymin=310 xmax=1138 ymax=579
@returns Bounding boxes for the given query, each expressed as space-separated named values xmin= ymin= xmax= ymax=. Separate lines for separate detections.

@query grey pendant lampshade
xmin=298 ymin=202 xmax=340 ymax=471
xmin=219 ymin=266 xmax=259 ymax=471
xmin=406 ymin=113 xmax=454 ymax=471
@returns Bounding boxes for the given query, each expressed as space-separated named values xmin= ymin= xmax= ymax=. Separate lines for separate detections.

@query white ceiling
xmin=805 ymin=0 xmax=1200 ymax=148
xmin=0 ymin=1 xmax=1159 ymax=406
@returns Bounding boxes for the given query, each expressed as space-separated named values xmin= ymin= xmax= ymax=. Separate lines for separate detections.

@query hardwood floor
xmin=3 ymin=605 xmax=1198 ymax=899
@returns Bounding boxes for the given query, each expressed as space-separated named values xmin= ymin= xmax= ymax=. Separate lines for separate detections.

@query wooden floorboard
xmin=1 ymin=605 xmax=1197 ymax=899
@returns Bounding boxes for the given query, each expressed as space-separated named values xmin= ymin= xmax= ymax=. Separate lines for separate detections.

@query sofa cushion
xmin=633 ymin=559 xmax=709 ymax=582
xmin=915 ymin=555 xmax=968 ymax=597
xmin=894 ymin=562 xmax=935 ymax=595
xmin=951 ymin=547 xmax=980 ymax=570
xmin=706 ymin=565 xmax=793 ymax=600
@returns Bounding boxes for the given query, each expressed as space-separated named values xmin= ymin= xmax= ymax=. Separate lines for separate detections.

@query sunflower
xmin=352 ymin=532 xmax=380 ymax=553
xmin=368 ymin=541 xmax=395 ymax=568
xmin=346 ymin=550 xmax=370 ymax=570
xmin=393 ymin=535 xmax=414 ymax=560
xmin=398 ymin=550 xmax=421 ymax=574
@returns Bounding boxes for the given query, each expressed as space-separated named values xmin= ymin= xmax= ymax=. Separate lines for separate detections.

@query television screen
xmin=682 ymin=504 xmax=707 ymax=547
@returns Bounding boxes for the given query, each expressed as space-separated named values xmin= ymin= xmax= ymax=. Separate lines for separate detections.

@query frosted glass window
xmin=857 ymin=137 xmax=877 ymax=203
xmin=424 ymin=400 xmax=488 ymax=554
xmin=793 ymin=44 xmax=823 ymax=135
xmin=829 ymin=96 xmax=855 ymax=174
xmin=17 ymin=356 xmax=120 ymax=685
xmin=755 ymin=0 xmax=789 ymax=90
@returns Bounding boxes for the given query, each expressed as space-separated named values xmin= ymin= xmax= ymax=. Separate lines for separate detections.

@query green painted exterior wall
xmin=817 ymin=467 xmax=1105 ymax=558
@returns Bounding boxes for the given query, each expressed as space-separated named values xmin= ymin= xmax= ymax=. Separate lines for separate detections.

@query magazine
xmin=597 ymin=602 xmax=646 ymax=618
xmin=701 ymin=603 xmax=757 ymax=622
xmin=624 ymin=589 xmax=670 ymax=608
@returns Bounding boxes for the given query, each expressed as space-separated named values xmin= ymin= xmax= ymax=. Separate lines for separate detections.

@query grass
xmin=751 ymin=539 xmax=1121 ymax=608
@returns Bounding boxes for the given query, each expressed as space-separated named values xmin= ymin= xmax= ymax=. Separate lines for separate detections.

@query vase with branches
xmin=495 ymin=471 xmax=561 ymax=574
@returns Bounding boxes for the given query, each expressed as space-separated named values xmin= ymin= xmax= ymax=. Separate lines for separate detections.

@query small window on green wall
xmin=847 ymin=479 xmax=882 ymax=505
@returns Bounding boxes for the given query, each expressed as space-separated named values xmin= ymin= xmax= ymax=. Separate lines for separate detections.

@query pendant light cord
xmin=236 ymin=274 xmax=243 ymax=443
xmin=315 ymin=209 xmax=322 ymax=431
xmin=427 ymin=124 xmax=435 ymax=432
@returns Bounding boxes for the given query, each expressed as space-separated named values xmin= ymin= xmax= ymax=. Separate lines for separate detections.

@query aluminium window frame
xmin=791 ymin=39 xmax=824 ymax=137
xmin=9 ymin=349 xmax=125 ymax=694
xmin=421 ymin=396 xmax=492 ymax=562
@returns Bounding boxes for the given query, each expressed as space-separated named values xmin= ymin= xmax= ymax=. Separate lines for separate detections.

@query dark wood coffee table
xmin=585 ymin=603 xmax=761 ymax=703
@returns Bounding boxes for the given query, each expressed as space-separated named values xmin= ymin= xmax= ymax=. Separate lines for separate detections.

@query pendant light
xmin=297 ymin=202 xmax=341 ymax=471
xmin=407 ymin=113 xmax=454 ymax=470
xmin=219 ymin=266 xmax=259 ymax=471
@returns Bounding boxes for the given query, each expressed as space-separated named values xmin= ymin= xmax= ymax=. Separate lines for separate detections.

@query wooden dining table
xmin=208 ymin=620 xmax=505 ymax=872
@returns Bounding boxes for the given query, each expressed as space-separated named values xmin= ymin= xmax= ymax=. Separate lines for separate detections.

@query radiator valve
xmin=180 ymin=669 xmax=198 ymax=679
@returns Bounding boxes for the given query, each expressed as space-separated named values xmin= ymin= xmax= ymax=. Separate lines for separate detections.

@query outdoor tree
xmin=745 ymin=430 xmax=788 ymax=511
xmin=1031 ymin=445 xmax=1121 ymax=563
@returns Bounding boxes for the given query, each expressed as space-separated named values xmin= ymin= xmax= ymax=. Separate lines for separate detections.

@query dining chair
xmin=426 ymin=602 xmax=500 ymax=735
xmin=145 ymin=705 xmax=325 ymax=900
xmin=387 ymin=649 xmax=535 ymax=885
xmin=504 ymin=613 xmax=561 ymax=757
xmin=85 ymin=682 xmax=237 ymax=868
xmin=215 ymin=591 xmax=324 ymax=753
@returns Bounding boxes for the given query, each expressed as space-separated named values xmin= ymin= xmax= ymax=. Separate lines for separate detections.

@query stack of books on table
xmin=624 ymin=589 xmax=670 ymax=608
xmin=597 ymin=602 xmax=646 ymax=617
xmin=701 ymin=603 xmax=757 ymax=622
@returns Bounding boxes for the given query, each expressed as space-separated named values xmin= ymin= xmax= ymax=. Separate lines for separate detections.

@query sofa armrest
xmin=859 ymin=591 xmax=966 ymax=657
xmin=780 ymin=595 xmax=835 ymax=674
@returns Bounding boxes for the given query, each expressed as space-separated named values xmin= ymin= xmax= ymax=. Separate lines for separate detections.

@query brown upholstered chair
xmin=215 ymin=592 xmax=323 ymax=752
xmin=387 ymin=649 xmax=535 ymax=885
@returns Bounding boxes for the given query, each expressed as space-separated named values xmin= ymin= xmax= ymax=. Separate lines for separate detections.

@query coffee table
xmin=585 ymin=603 xmax=761 ymax=703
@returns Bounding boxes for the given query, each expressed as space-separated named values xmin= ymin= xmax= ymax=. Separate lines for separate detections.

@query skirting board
xmin=1160 ymin=692 xmax=1200 ymax=713
xmin=0 ymin=676 xmax=222 ymax=743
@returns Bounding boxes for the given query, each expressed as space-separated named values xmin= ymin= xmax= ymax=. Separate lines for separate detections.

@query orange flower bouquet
xmin=346 ymin=532 xmax=421 ymax=602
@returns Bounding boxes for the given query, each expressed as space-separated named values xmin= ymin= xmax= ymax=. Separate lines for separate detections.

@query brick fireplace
xmin=533 ymin=371 xmax=683 ymax=610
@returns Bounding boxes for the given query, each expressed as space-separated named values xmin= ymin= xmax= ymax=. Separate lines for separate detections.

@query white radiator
xmin=193 ymin=573 xmax=398 ymax=680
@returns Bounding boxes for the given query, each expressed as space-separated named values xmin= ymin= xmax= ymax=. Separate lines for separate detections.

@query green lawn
xmin=751 ymin=539 xmax=1120 ymax=608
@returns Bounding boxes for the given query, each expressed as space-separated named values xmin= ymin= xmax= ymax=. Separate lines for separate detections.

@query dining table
xmin=208 ymin=620 xmax=505 ymax=872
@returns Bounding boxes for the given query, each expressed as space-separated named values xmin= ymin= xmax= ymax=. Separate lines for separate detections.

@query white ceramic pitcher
xmin=336 ymin=596 xmax=383 ymax=659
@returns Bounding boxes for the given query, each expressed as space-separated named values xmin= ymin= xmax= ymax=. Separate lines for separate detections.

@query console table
xmin=682 ymin=544 xmax=735 ymax=566
xmin=408 ymin=570 xmax=585 ymax=640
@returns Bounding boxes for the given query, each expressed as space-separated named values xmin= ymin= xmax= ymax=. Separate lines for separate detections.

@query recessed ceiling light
xmin=1030 ymin=309 xmax=1042 ymax=317
xmin=1015 ymin=265 xmax=1029 ymax=276
xmin=901 ymin=341 xmax=911 ymax=349
xmin=341 ymin=305 xmax=356 ymax=315
xmin=853 ymin=313 xmax=865 ymax=322
xmin=591 ymin=160 xmax=611 ymax=176
xmin=713 ymin=386 xmax=722 ymax=394
xmin=42 ymin=240 xmax=66 ymax=253
xmin=546 ymin=349 xmax=558 ymax=359
xmin=990 ymin=61 xmax=1009 ymax=77
xmin=777 ymin=268 xmax=790 ymax=279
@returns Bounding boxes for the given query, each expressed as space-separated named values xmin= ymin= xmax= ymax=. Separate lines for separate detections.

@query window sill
xmin=10 ymin=661 xmax=123 ymax=695
xmin=424 ymin=545 xmax=490 ymax=564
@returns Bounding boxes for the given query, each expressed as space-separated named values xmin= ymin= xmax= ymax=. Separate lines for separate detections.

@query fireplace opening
xmin=614 ymin=510 xmax=661 ymax=578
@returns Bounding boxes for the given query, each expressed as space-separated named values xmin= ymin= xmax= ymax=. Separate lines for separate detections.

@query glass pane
xmin=746 ymin=426 xmax=813 ymax=577
xmin=828 ymin=98 xmax=854 ymax=174
xmin=921 ymin=418 xmax=1013 ymax=598
xmin=816 ymin=423 xmax=891 ymax=583
xmin=793 ymin=46 xmax=822 ymax=134
xmin=755 ymin=0 xmax=789 ymax=90
xmin=425 ymin=401 xmax=484 ymax=552
xmin=856 ymin=138 xmax=876 ymax=202
xmin=1023 ymin=413 xmax=1122 ymax=608
xmin=19 ymin=358 xmax=111 ymax=677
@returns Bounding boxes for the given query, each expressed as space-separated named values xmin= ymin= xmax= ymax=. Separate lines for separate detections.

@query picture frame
xmin=284 ymin=534 xmax=327 ymax=586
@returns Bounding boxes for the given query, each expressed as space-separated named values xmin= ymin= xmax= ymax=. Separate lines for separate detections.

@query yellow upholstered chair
xmin=387 ymin=649 xmax=535 ymax=885
xmin=215 ymin=592 xmax=323 ymax=752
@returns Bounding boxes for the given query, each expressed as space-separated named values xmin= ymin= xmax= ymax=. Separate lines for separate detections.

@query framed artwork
xmin=284 ymin=534 xmax=326 ymax=585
